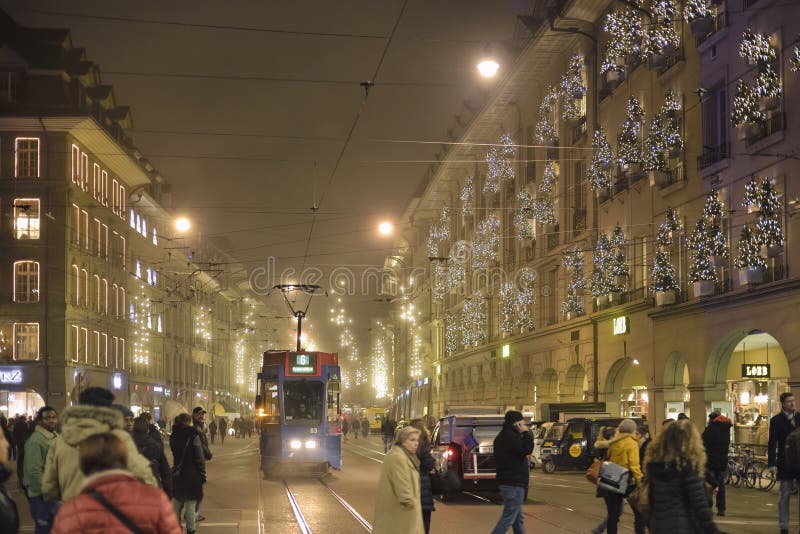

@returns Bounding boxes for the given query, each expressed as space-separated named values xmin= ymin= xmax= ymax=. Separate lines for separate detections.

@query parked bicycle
xmin=726 ymin=445 xmax=775 ymax=491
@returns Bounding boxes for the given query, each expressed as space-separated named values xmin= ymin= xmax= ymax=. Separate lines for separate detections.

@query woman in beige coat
xmin=373 ymin=426 xmax=424 ymax=534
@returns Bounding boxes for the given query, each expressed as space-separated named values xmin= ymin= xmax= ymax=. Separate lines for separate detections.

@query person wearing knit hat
xmin=594 ymin=419 xmax=645 ymax=534
xmin=490 ymin=410 xmax=533 ymax=534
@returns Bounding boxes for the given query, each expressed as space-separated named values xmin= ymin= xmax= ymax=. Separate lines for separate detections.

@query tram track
xmin=282 ymin=476 xmax=373 ymax=534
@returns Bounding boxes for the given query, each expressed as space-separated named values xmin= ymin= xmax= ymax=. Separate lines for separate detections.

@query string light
xmin=560 ymin=55 xmax=585 ymax=122
xmin=703 ymin=191 xmax=729 ymax=259
xmin=589 ymin=232 xmax=613 ymax=298
xmin=610 ymin=226 xmax=629 ymax=291
xmin=561 ymin=247 xmax=585 ymax=318
xmin=643 ymin=0 xmax=680 ymax=59
xmin=515 ymin=267 xmax=536 ymax=332
xmin=735 ymin=225 xmax=766 ymax=271
xmin=535 ymin=86 xmax=559 ymax=145
xmin=460 ymin=291 xmax=487 ymax=348
xmin=601 ymin=7 xmax=643 ymax=73
xmin=533 ymin=161 xmax=558 ymax=225
xmin=645 ymin=90 xmax=682 ymax=172
xmin=445 ymin=312 xmax=459 ymax=356
xmin=484 ymin=134 xmax=516 ymax=194
xmin=460 ymin=176 xmax=474 ymax=217
xmin=514 ymin=190 xmax=535 ymax=241
xmin=651 ymin=208 xmax=681 ymax=293
xmin=472 ymin=214 xmax=501 ymax=269
xmin=683 ymin=0 xmax=710 ymax=22
xmin=731 ymin=79 xmax=765 ymax=126
xmin=588 ymin=128 xmax=613 ymax=191
xmin=617 ymin=96 xmax=645 ymax=168
xmin=427 ymin=206 xmax=451 ymax=258
xmin=499 ymin=282 xmax=516 ymax=335
xmin=739 ymin=28 xmax=777 ymax=65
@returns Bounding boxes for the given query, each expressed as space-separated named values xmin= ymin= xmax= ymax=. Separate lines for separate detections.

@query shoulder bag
xmin=586 ymin=458 xmax=602 ymax=485
xmin=597 ymin=461 xmax=631 ymax=495
xmin=89 ymin=490 xmax=143 ymax=534
xmin=171 ymin=437 xmax=192 ymax=479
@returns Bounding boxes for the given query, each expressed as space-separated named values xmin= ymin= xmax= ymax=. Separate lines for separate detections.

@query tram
xmin=255 ymin=350 xmax=342 ymax=477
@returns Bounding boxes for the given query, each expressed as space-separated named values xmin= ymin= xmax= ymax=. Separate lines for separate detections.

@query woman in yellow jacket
xmin=594 ymin=419 xmax=645 ymax=534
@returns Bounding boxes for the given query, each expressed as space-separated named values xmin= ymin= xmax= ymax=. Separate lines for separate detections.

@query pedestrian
xmin=352 ymin=418 xmax=361 ymax=440
xmin=112 ymin=404 xmax=135 ymax=433
xmin=593 ymin=419 xmax=645 ymax=534
xmin=362 ymin=417 xmax=370 ymax=438
xmin=140 ymin=412 xmax=164 ymax=449
xmin=702 ymin=411 xmax=732 ymax=517
xmin=208 ymin=419 xmax=217 ymax=445
xmin=342 ymin=417 xmax=350 ymax=442
xmin=131 ymin=416 xmax=173 ymax=498
xmin=0 ymin=423 xmax=20 ymax=533
xmin=170 ymin=413 xmax=206 ymax=534
xmin=190 ymin=407 xmax=211 ymax=523
xmin=42 ymin=387 xmax=157 ymax=502
xmin=51 ymin=432 xmax=181 ymax=534
xmin=645 ymin=418 xmax=720 ymax=533
xmin=373 ymin=426 xmax=424 ymax=534
xmin=768 ymin=391 xmax=800 ymax=534
xmin=218 ymin=418 xmax=227 ymax=444
xmin=382 ymin=417 xmax=397 ymax=453
xmin=490 ymin=410 xmax=534 ymax=534
xmin=12 ymin=415 xmax=29 ymax=462
xmin=22 ymin=406 xmax=59 ymax=534
xmin=590 ymin=426 xmax=617 ymax=534
xmin=409 ymin=419 xmax=435 ymax=534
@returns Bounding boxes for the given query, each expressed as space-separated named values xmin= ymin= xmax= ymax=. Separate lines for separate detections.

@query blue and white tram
xmin=255 ymin=350 xmax=342 ymax=477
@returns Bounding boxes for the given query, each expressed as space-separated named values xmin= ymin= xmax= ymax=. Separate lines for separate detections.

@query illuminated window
xmin=120 ymin=237 xmax=126 ymax=268
xmin=136 ymin=260 xmax=141 ymax=279
xmin=157 ymin=314 xmax=163 ymax=333
xmin=142 ymin=218 xmax=147 ymax=237
xmin=72 ymin=204 xmax=80 ymax=245
xmin=129 ymin=302 xmax=135 ymax=322
xmin=81 ymin=210 xmax=89 ymax=250
xmin=102 ymin=278 xmax=108 ymax=315
xmin=81 ymin=327 xmax=88 ymax=362
xmin=93 ymin=164 xmax=101 ymax=199
xmin=112 ymin=179 xmax=119 ymax=215
xmin=72 ymin=264 xmax=79 ymax=306
xmin=119 ymin=288 xmax=125 ymax=318
xmin=119 ymin=186 xmax=126 ymax=219
xmin=93 ymin=274 xmax=100 ymax=312
xmin=93 ymin=218 xmax=101 ymax=256
xmin=71 ymin=325 xmax=80 ymax=361
xmin=93 ymin=330 xmax=100 ymax=365
xmin=102 ymin=224 xmax=109 ymax=259
xmin=101 ymin=333 xmax=108 ymax=366
xmin=80 ymin=153 xmax=89 ymax=191
xmin=13 ymin=198 xmax=40 ymax=239
xmin=146 ymin=267 xmax=152 ymax=285
xmin=152 ymin=227 xmax=158 ymax=246
xmin=111 ymin=284 xmax=118 ymax=317
xmin=15 ymin=137 xmax=40 ymax=178
xmin=120 ymin=338 xmax=126 ymax=369
xmin=112 ymin=335 xmax=118 ymax=366
xmin=102 ymin=170 xmax=109 ymax=206
xmin=14 ymin=261 xmax=39 ymax=303
xmin=71 ymin=145 xmax=81 ymax=184
xmin=13 ymin=323 xmax=39 ymax=361
xmin=81 ymin=268 xmax=88 ymax=307
xmin=130 ymin=209 xmax=136 ymax=229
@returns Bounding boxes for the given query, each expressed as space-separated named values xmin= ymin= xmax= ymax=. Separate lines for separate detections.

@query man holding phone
xmin=491 ymin=410 xmax=534 ymax=534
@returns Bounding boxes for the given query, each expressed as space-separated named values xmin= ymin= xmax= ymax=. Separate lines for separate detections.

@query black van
xmin=540 ymin=417 xmax=648 ymax=474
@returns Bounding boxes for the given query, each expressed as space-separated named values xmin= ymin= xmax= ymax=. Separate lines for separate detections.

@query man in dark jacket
xmin=491 ymin=410 xmax=534 ymax=534
xmin=171 ymin=413 xmax=206 ymax=533
xmin=768 ymin=392 xmax=800 ymax=534
xmin=191 ymin=407 xmax=212 ymax=523
xmin=381 ymin=417 xmax=397 ymax=453
xmin=131 ymin=416 xmax=172 ymax=498
xmin=702 ymin=411 xmax=732 ymax=516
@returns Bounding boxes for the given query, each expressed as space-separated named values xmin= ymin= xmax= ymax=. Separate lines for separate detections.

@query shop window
xmin=15 ymin=137 xmax=40 ymax=178
xmin=13 ymin=198 xmax=40 ymax=239
xmin=13 ymin=323 xmax=39 ymax=360
xmin=13 ymin=261 xmax=39 ymax=303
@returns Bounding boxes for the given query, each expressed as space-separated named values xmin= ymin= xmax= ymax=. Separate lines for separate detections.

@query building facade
xmin=385 ymin=0 xmax=800 ymax=445
xmin=0 ymin=11 xmax=264 ymax=420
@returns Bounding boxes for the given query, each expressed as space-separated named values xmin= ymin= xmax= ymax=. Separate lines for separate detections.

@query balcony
xmin=656 ymin=164 xmax=685 ymax=190
xmin=745 ymin=112 xmax=785 ymax=147
xmin=695 ymin=11 xmax=728 ymax=47
xmin=697 ymin=143 xmax=729 ymax=170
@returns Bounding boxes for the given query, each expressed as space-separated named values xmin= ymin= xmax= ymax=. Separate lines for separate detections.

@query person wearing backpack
xmin=768 ymin=391 xmax=800 ymax=534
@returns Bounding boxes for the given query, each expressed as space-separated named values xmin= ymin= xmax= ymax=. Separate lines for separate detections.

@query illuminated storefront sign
xmin=0 ymin=368 xmax=23 ymax=385
xmin=112 ymin=373 xmax=123 ymax=390
xmin=742 ymin=364 xmax=771 ymax=379
xmin=613 ymin=316 xmax=629 ymax=335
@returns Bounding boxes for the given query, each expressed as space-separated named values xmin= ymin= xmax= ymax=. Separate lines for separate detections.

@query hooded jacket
xmin=594 ymin=432 xmax=642 ymax=482
xmin=51 ymin=470 xmax=181 ymax=534
xmin=41 ymin=405 xmax=157 ymax=501
xmin=701 ymin=416 xmax=732 ymax=472
xmin=646 ymin=462 xmax=719 ymax=534
xmin=22 ymin=424 xmax=58 ymax=497
xmin=132 ymin=431 xmax=173 ymax=498
xmin=493 ymin=423 xmax=535 ymax=487
xmin=170 ymin=424 xmax=206 ymax=502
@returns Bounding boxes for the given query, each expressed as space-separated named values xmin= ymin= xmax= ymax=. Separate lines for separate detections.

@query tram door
xmin=326 ymin=376 xmax=342 ymax=469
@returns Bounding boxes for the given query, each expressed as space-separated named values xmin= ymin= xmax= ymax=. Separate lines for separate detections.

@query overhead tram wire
xmin=298 ymin=0 xmax=410 ymax=275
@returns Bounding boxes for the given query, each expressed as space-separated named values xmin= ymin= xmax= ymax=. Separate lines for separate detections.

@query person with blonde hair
xmin=645 ymin=419 xmax=720 ymax=533
xmin=373 ymin=426 xmax=424 ymax=534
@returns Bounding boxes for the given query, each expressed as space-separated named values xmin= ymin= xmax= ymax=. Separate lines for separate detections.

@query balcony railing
xmin=695 ymin=11 xmax=728 ymax=46
xmin=745 ymin=112 xmax=785 ymax=146
xmin=698 ymin=142 xmax=729 ymax=170
xmin=657 ymin=164 xmax=685 ymax=190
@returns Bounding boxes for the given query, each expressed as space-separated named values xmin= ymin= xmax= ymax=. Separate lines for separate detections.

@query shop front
xmin=0 ymin=364 xmax=46 ymax=417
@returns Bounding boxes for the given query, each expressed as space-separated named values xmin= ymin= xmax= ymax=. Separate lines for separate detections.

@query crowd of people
xmin=0 ymin=386 xmax=244 ymax=534
xmin=342 ymin=414 xmax=372 ymax=442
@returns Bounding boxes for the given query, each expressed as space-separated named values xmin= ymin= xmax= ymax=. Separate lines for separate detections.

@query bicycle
xmin=726 ymin=446 xmax=775 ymax=491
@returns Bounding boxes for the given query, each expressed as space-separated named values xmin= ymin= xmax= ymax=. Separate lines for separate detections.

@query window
xmin=130 ymin=209 xmax=136 ymax=229
xmin=102 ymin=224 xmax=109 ymax=259
xmin=101 ymin=333 xmax=108 ymax=366
xmin=102 ymin=278 xmax=108 ymax=315
xmin=93 ymin=330 xmax=100 ymax=365
xmin=119 ymin=186 xmax=126 ymax=219
xmin=119 ymin=288 xmax=125 ymax=319
xmin=81 ymin=153 xmax=89 ymax=191
xmin=700 ymin=83 xmax=728 ymax=167
xmin=111 ymin=284 xmax=118 ymax=317
xmin=14 ymin=261 xmax=39 ymax=303
xmin=120 ymin=237 xmax=126 ymax=268
xmin=81 ymin=210 xmax=89 ymax=250
xmin=72 ymin=265 xmax=80 ymax=306
xmin=13 ymin=198 xmax=40 ymax=239
xmin=14 ymin=323 xmax=39 ymax=360
xmin=93 ymin=164 xmax=101 ymax=200
xmin=157 ymin=315 xmax=163 ymax=333
xmin=0 ymin=70 xmax=19 ymax=102
xmin=15 ymin=137 xmax=40 ymax=178
xmin=112 ymin=335 xmax=118 ymax=367
xmin=129 ymin=302 xmax=135 ymax=322
xmin=81 ymin=327 xmax=88 ymax=363
xmin=152 ymin=227 xmax=158 ymax=246
xmin=93 ymin=218 xmax=101 ymax=256
xmin=71 ymin=145 xmax=81 ymax=185
xmin=93 ymin=274 xmax=100 ymax=312
xmin=120 ymin=338 xmax=126 ymax=369
xmin=101 ymin=171 xmax=109 ymax=206
xmin=112 ymin=179 xmax=119 ymax=215
xmin=81 ymin=268 xmax=88 ymax=307
xmin=146 ymin=268 xmax=152 ymax=285
xmin=136 ymin=260 xmax=141 ymax=279
xmin=72 ymin=204 xmax=80 ymax=245
xmin=71 ymin=325 xmax=80 ymax=361
xmin=142 ymin=218 xmax=147 ymax=237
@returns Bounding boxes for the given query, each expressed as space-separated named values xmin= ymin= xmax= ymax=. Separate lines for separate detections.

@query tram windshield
xmin=283 ymin=380 xmax=324 ymax=425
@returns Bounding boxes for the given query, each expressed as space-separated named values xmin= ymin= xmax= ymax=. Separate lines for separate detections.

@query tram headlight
xmin=289 ymin=440 xmax=302 ymax=450
xmin=305 ymin=440 xmax=318 ymax=449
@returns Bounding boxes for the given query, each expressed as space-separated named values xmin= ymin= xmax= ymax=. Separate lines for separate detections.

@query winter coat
xmin=0 ymin=464 xmax=19 ymax=534
xmin=51 ymin=470 xmax=181 ymax=534
xmin=646 ymin=462 xmax=719 ymax=534
xmin=23 ymin=425 xmax=58 ymax=497
xmin=132 ymin=432 xmax=173 ymax=498
xmin=193 ymin=422 xmax=213 ymax=460
xmin=373 ymin=445 xmax=424 ymax=534
xmin=595 ymin=432 xmax=643 ymax=482
xmin=381 ymin=420 xmax=397 ymax=437
xmin=170 ymin=425 xmax=206 ymax=502
xmin=219 ymin=419 xmax=227 ymax=433
xmin=208 ymin=421 xmax=217 ymax=436
xmin=768 ymin=411 xmax=800 ymax=480
xmin=701 ymin=416 xmax=732 ymax=472
xmin=416 ymin=437 xmax=436 ymax=512
xmin=493 ymin=424 xmax=534 ymax=487
xmin=42 ymin=405 xmax=158 ymax=501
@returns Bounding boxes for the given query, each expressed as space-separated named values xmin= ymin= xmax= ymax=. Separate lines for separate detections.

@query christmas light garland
xmin=610 ymin=226 xmax=629 ymax=291
xmin=461 ymin=291 xmax=487 ymax=348
xmin=754 ymin=64 xmax=782 ymax=99
xmin=643 ymin=0 xmax=680 ymax=59
xmin=703 ymin=191 xmax=729 ymax=259
xmin=645 ymin=91 xmax=682 ymax=171
xmin=651 ymin=208 xmax=680 ymax=292
xmin=485 ymin=134 xmax=517 ymax=194
xmin=560 ymin=55 xmax=585 ymax=122
xmin=688 ymin=218 xmax=717 ymax=283
xmin=427 ymin=206 xmax=451 ymax=258
xmin=445 ymin=312 xmax=459 ymax=355
xmin=791 ymin=43 xmax=800 ymax=72
xmin=683 ymin=0 xmax=710 ymax=22
xmin=744 ymin=177 xmax=784 ymax=248
xmin=533 ymin=161 xmax=558 ymax=225
xmin=500 ymin=282 xmax=516 ymax=335
xmin=731 ymin=79 xmax=765 ymax=125
xmin=460 ymin=176 xmax=474 ymax=217
xmin=589 ymin=232 xmax=613 ymax=298
xmin=735 ymin=225 xmax=766 ymax=270
xmin=516 ymin=267 xmax=536 ymax=332
xmin=561 ymin=247 xmax=585 ymax=318
xmin=432 ymin=262 xmax=449 ymax=302
xmin=739 ymin=28 xmax=777 ymax=65
xmin=535 ymin=86 xmax=560 ymax=144
xmin=617 ymin=96 xmax=645 ymax=167
xmin=514 ymin=190 xmax=535 ymax=241
xmin=472 ymin=214 xmax=501 ymax=269
xmin=588 ymin=128 xmax=613 ymax=191
xmin=601 ymin=8 xmax=644 ymax=73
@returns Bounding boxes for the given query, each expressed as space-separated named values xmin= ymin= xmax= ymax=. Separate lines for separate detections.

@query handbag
xmin=597 ymin=461 xmax=631 ymax=495
xmin=89 ymin=490 xmax=143 ymax=534
xmin=627 ymin=478 xmax=650 ymax=519
xmin=586 ymin=458 xmax=602 ymax=485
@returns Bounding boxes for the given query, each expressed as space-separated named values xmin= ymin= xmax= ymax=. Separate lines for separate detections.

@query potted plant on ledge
xmin=688 ymin=218 xmax=717 ymax=298
xmin=735 ymin=225 xmax=766 ymax=286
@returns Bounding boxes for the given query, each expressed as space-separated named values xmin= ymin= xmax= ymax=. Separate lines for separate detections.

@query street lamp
xmin=477 ymin=59 xmax=500 ymax=78
xmin=175 ymin=217 xmax=191 ymax=233
xmin=378 ymin=221 xmax=393 ymax=236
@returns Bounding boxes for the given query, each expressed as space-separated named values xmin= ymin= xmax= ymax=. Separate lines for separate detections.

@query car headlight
xmin=305 ymin=440 xmax=318 ymax=449
xmin=289 ymin=440 xmax=302 ymax=450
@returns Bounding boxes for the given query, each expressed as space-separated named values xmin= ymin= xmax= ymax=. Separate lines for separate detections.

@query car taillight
xmin=446 ymin=449 xmax=454 ymax=459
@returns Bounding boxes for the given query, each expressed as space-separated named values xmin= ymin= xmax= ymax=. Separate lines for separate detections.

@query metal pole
xmin=296 ymin=313 xmax=303 ymax=352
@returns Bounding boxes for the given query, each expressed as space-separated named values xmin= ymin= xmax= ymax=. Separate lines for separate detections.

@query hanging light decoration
xmin=588 ymin=128 xmax=613 ymax=191
xmin=445 ymin=312 xmax=459 ymax=356
xmin=460 ymin=176 xmax=474 ymax=217
xmin=535 ymin=86 xmax=560 ymax=145
xmin=514 ymin=190 xmax=535 ymax=241
xmin=515 ymin=267 xmax=536 ymax=332
xmin=485 ymin=134 xmax=516 ymax=194
xmin=533 ymin=161 xmax=558 ymax=225
xmin=499 ymin=282 xmax=516 ymax=335
xmin=472 ymin=214 xmax=501 ymax=269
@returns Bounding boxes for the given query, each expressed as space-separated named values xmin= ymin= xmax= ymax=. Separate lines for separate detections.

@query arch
xmin=537 ymin=368 xmax=559 ymax=398
xmin=604 ymin=358 xmax=634 ymax=395
xmin=561 ymin=364 xmax=586 ymax=398
xmin=705 ymin=328 xmax=751 ymax=386
xmin=663 ymin=351 xmax=687 ymax=388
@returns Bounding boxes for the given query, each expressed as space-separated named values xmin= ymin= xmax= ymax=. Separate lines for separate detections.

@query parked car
xmin=430 ymin=414 xmax=505 ymax=497
xmin=530 ymin=421 xmax=553 ymax=469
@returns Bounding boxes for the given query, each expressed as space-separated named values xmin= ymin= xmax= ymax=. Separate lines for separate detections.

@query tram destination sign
xmin=742 ymin=363 xmax=771 ymax=379
xmin=289 ymin=353 xmax=318 ymax=375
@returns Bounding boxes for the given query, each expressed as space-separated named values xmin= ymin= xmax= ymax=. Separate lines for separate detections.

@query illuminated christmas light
xmin=472 ymin=214 xmax=501 ymax=269
xmin=561 ymin=247 xmax=585 ymax=318
xmin=601 ymin=7 xmax=643 ymax=73
xmin=460 ymin=292 xmax=487 ymax=348
xmin=514 ymin=190 xmax=535 ymax=241
xmin=460 ymin=176 xmax=474 ymax=217
xmin=535 ymin=86 xmax=560 ymax=144
xmin=588 ymin=128 xmax=613 ymax=191
xmin=617 ymin=96 xmax=645 ymax=168
xmin=485 ymin=134 xmax=516 ymax=194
